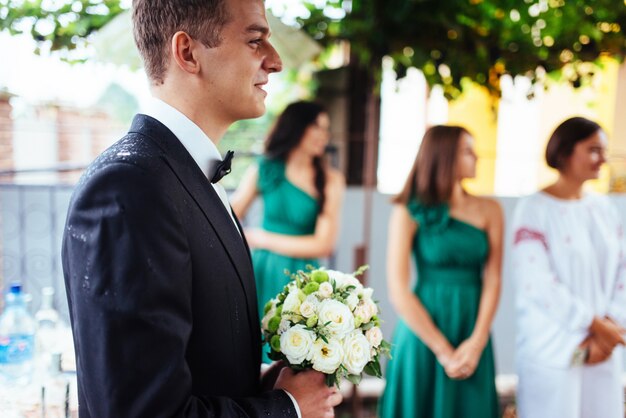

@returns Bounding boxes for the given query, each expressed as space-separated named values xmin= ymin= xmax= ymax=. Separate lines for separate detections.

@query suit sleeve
xmin=62 ymin=161 xmax=296 ymax=418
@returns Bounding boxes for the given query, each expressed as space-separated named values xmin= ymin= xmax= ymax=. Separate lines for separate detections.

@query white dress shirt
xmin=141 ymin=98 xmax=238 ymax=229
xmin=140 ymin=98 xmax=302 ymax=417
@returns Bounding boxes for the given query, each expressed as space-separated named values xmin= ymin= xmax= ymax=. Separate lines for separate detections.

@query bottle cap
xmin=42 ymin=287 xmax=55 ymax=297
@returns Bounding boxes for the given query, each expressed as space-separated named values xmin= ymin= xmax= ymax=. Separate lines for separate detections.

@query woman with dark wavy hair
xmin=380 ymin=125 xmax=502 ymax=418
xmin=231 ymin=101 xmax=345 ymax=361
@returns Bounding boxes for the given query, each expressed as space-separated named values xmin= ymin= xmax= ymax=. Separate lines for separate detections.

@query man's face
xmin=197 ymin=0 xmax=282 ymax=124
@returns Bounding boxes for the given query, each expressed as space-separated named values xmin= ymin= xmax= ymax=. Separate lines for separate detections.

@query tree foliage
xmin=0 ymin=0 xmax=124 ymax=55
xmin=4 ymin=0 xmax=626 ymax=98
xmin=297 ymin=0 xmax=626 ymax=98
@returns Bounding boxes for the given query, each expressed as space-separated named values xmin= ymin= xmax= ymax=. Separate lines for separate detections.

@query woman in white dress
xmin=511 ymin=117 xmax=626 ymax=418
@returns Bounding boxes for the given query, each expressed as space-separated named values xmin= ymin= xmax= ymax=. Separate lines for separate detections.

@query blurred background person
xmin=379 ymin=125 xmax=503 ymax=418
xmin=231 ymin=101 xmax=345 ymax=361
xmin=512 ymin=117 xmax=626 ymax=418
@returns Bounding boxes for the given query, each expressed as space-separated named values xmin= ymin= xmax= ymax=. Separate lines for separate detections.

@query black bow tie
xmin=210 ymin=150 xmax=234 ymax=184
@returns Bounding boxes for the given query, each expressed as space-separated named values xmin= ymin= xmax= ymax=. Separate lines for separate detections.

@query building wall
xmin=0 ymin=95 xmax=13 ymax=173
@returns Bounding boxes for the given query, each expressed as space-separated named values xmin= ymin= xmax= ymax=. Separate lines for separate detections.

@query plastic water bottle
xmin=35 ymin=286 xmax=60 ymax=373
xmin=0 ymin=283 xmax=36 ymax=385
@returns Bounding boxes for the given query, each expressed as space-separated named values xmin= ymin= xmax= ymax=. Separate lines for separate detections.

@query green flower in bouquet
xmin=260 ymin=265 xmax=391 ymax=387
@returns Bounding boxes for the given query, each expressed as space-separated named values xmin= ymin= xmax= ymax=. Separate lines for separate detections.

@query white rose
xmin=278 ymin=318 xmax=291 ymax=334
xmin=318 ymin=299 xmax=355 ymax=338
xmin=354 ymin=300 xmax=373 ymax=323
xmin=305 ymin=294 xmax=321 ymax=307
xmin=367 ymin=298 xmax=379 ymax=316
xmin=342 ymin=331 xmax=371 ymax=375
xmin=300 ymin=300 xmax=316 ymax=318
xmin=326 ymin=270 xmax=346 ymax=288
xmin=318 ymin=282 xmax=334 ymax=299
xmin=283 ymin=291 xmax=302 ymax=317
xmin=280 ymin=324 xmax=315 ymax=365
xmin=286 ymin=281 xmax=298 ymax=293
xmin=300 ymin=295 xmax=320 ymax=318
xmin=346 ymin=293 xmax=359 ymax=311
xmin=311 ymin=338 xmax=344 ymax=374
xmin=362 ymin=287 xmax=374 ymax=300
xmin=365 ymin=327 xmax=383 ymax=348
xmin=343 ymin=275 xmax=363 ymax=292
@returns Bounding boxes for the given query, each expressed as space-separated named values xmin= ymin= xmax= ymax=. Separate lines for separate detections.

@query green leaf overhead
xmin=297 ymin=0 xmax=626 ymax=98
xmin=1 ymin=0 xmax=124 ymax=55
xmin=3 ymin=0 xmax=625 ymax=97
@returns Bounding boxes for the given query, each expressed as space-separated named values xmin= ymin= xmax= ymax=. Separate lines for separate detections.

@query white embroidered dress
xmin=511 ymin=191 xmax=626 ymax=418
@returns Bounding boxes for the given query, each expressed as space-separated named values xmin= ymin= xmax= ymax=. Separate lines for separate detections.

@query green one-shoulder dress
xmin=379 ymin=199 xmax=499 ymax=418
xmin=253 ymin=158 xmax=320 ymax=360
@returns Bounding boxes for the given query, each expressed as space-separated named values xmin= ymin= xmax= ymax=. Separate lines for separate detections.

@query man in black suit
xmin=61 ymin=0 xmax=341 ymax=416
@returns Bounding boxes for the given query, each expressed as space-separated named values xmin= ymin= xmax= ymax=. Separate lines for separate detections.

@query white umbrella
xmin=91 ymin=10 xmax=322 ymax=70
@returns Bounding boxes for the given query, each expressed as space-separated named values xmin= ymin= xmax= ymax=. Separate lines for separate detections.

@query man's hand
xmin=260 ymin=361 xmax=286 ymax=392
xmin=274 ymin=368 xmax=342 ymax=418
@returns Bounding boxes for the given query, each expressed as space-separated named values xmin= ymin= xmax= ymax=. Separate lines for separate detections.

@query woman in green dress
xmin=379 ymin=125 xmax=503 ymax=418
xmin=231 ymin=101 xmax=345 ymax=361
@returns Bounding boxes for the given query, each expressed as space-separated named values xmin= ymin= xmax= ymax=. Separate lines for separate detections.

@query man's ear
xmin=171 ymin=31 xmax=201 ymax=75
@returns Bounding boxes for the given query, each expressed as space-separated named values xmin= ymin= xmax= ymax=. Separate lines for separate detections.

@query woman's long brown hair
xmin=394 ymin=125 xmax=470 ymax=205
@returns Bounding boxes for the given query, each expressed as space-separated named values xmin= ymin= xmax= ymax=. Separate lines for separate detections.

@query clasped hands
xmin=436 ymin=336 xmax=485 ymax=381
xmin=581 ymin=316 xmax=626 ymax=365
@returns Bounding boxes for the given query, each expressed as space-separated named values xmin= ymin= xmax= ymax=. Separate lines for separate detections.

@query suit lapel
xmin=128 ymin=115 xmax=259 ymax=335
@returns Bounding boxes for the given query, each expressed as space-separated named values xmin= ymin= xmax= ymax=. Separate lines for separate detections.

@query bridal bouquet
xmin=261 ymin=266 xmax=391 ymax=387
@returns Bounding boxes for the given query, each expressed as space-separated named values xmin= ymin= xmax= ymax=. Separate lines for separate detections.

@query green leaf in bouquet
xmin=276 ymin=304 xmax=283 ymax=315
xmin=303 ymin=281 xmax=320 ymax=295
xmin=305 ymin=264 xmax=315 ymax=272
xmin=354 ymin=316 xmax=363 ymax=328
xmin=268 ymin=316 xmax=281 ymax=333
xmin=270 ymin=335 xmax=282 ymax=352
xmin=305 ymin=315 xmax=318 ymax=328
xmin=360 ymin=320 xmax=375 ymax=331
xmin=346 ymin=374 xmax=362 ymax=385
xmin=325 ymin=373 xmax=338 ymax=388
xmin=363 ymin=359 xmax=382 ymax=378
xmin=311 ymin=270 xmax=329 ymax=283
xmin=268 ymin=351 xmax=285 ymax=362
xmin=297 ymin=270 xmax=310 ymax=285
xmin=353 ymin=265 xmax=370 ymax=277
xmin=263 ymin=300 xmax=273 ymax=315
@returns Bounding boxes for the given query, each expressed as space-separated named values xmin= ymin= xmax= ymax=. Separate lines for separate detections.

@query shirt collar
xmin=141 ymin=97 xmax=222 ymax=176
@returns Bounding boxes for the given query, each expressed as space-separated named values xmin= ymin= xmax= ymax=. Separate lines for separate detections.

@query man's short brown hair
xmin=132 ymin=0 xmax=231 ymax=84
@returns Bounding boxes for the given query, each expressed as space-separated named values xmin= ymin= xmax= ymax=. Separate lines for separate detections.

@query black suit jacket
xmin=62 ymin=114 xmax=296 ymax=417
